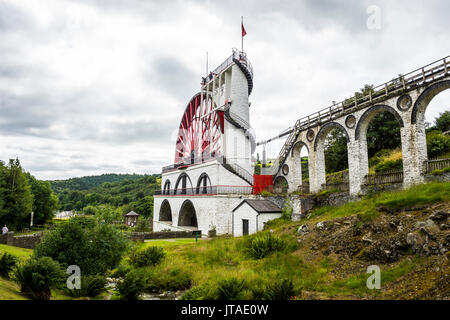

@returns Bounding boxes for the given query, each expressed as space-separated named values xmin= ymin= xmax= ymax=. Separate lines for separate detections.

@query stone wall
xmin=0 ymin=232 xmax=43 ymax=249
xmin=127 ymin=230 xmax=199 ymax=242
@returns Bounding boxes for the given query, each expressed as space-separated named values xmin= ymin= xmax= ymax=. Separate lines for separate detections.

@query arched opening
xmin=159 ymin=200 xmax=172 ymax=223
xmin=174 ymin=173 xmax=193 ymax=195
xmin=419 ymin=85 xmax=450 ymax=163
xmin=291 ymin=141 xmax=310 ymax=193
xmin=163 ymin=180 xmax=171 ymax=195
xmin=273 ymin=176 xmax=289 ymax=193
xmin=196 ymin=173 xmax=211 ymax=194
xmin=178 ymin=200 xmax=198 ymax=228
xmin=412 ymin=81 xmax=450 ymax=172
xmin=314 ymin=122 xmax=350 ymax=191
xmin=356 ymin=105 xmax=404 ymax=184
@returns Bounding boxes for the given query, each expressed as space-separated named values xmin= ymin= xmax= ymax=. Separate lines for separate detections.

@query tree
xmin=26 ymin=173 xmax=59 ymax=225
xmin=34 ymin=218 xmax=129 ymax=275
xmin=134 ymin=196 xmax=153 ymax=218
xmin=434 ymin=110 xmax=450 ymax=133
xmin=324 ymin=128 xmax=348 ymax=173
xmin=0 ymin=159 xmax=33 ymax=230
xmin=367 ymin=112 xmax=401 ymax=158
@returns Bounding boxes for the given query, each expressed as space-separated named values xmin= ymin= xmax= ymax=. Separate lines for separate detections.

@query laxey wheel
xmin=175 ymin=93 xmax=223 ymax=164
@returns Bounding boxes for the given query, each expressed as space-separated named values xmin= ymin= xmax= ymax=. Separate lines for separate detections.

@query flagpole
xmin=241 ymin=16 xmax=244 ymax=52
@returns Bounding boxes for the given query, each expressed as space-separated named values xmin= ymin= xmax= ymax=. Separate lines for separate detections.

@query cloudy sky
xmin=1 ymin=0 xmax=450 ymax=180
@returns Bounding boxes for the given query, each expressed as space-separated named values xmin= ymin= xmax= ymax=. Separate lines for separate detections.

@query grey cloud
xmin=0 ymin=1 xmax=33 ymax=32
xmin=143 ymin=56 xmax=198 ymax=102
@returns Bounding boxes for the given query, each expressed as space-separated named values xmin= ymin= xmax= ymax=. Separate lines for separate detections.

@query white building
xmin=232 ymin=199 xmax=282 ymax=236
xmin=153 ymin=49 xmax=281 ymax=236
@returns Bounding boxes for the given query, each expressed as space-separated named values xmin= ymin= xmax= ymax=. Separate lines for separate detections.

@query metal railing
xmin=424 ymin=158 xmax=450 ymax=173
xmin=275 ymin=55 xmax=450 ymax=172
xmin=364 ymin=170 xmax=404 ymax=185
xmin=222 ymin=157 xmax=254 ymax=185
xmin=202 ymin=48 xmax=253 ymax=86
xmin=155 ymin=185 xmax=253 ymax=196
xmin=162 ymin=153 xmax=220 ymax=173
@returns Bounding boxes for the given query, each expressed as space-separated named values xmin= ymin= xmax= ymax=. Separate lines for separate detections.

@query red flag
xmin=241 ymin=22 xmax=247 ymax=37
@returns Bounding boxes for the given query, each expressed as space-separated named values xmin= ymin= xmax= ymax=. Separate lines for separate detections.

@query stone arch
xmin=314 ymin=122 xmax=349 ymax=152
xmin=291 ymin=141 xmax=309 ymax=157
xmin=163 ymin=180 xmax=171 ymax=195
xmin=273 ymin=176 xmax=289 ymax=193
xmin=178 ymin=200 xmax=198 ymax=228
xmin=196 ymin=172 xmax=212 ymax=194
xmin=411 ymin=80 xmax=450 ymax=124
xmin=174 ymin=173 xmax=193 ymax=194
xmin=355 ymin=105 xmax=404 ymax=141
xmin=159 ymin=199 xmax=172 ymax=222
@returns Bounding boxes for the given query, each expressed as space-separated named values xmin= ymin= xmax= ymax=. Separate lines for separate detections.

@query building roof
xmin=125 ymin=211 xmax=139 ymax=216
xmin=232 ymin=199 xmax=282 ymax=213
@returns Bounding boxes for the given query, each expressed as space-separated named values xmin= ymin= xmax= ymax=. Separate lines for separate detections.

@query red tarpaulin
xmin=253 ymin=174 xmax=273 ymax=194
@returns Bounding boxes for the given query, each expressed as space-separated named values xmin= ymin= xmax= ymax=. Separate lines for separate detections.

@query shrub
xmin=264 ymin=279 xmax=296 ymax=300
xmin=109 ymin=264 xmax=131 ymax=278
xmin=250 ymin=279 xmax=296 ymax=300
xmin=217 ymin=278 xmax=245 ymax=300
xmin=116 ymin=269 xmax=146 ymax=300
xmin=129 ymin=246 xmax=165 ymax=268
xmin=67 ymin=275 xmax=107 ymax=298
xmin=180 ymin=284 xmax=218 ymax=300
xmin=374 ymin=159 xmax=403 ymax=173
xmin=431 ymin=169 xmax=444 ymax=176
xmin=0 ymin=253 xmax=18 ymax=279
xmin=427 ymin=130 xmax=450 ymax=159
xmin=34 ymin=219 xmax=129 ymax=275
xmin=259 ymin=190 xmax=274 ymax=197
xmin=245 ymin=233 xmax=288 ymax=259
xmin=134 ymin=217 xmax=151 ymax=232
xmin=146 ymin=267 xmax=192 ymax=292
xmin=12 ymin=256 xmax=65 ymax=300
xmin=281 ymin=198 xmax=293 ymax=220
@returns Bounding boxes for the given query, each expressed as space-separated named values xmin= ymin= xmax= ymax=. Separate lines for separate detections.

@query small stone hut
xmin=125 ymin=211 xmax=139 ymax=227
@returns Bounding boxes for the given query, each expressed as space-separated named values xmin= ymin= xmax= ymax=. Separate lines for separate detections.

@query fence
xmin=424 ymin=158 xmax=450 ymax=173
xmin=364 ymin=170 xmax=404 ymax=185
xmin=155 ymin=185 xmax=253 ymax=196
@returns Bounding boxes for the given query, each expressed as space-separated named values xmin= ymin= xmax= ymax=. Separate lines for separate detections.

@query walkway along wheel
xmin=175 ymin=93 xmax=224 ymax=164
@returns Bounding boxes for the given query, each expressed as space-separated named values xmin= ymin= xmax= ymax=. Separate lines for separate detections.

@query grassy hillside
xmin=50 ymin=174 xmax=161 ymax=212
xmin=49 ymin=173 xmax=152 ymax=193
xmin=111 ymin=181 xmax=449 ymax=300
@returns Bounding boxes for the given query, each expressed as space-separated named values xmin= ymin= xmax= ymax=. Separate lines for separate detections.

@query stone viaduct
xmin=274 ymin=56 xmax=450 ymax=195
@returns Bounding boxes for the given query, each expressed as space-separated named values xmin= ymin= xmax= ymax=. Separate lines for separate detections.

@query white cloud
xmin=0 ymin=0 xmax=449 ymax=179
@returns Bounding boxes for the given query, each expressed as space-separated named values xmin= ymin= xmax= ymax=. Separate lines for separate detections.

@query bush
xmin=0 ymin=253 xmax=18 ymax=279
xmin=250 ymin=279 xmax=296 ymax=300
xmin=259 ymin=190 xmax=274 ymax=197
xmin=374 ymin=159 xmax=403 ymax=173
xmin=146 ymin=267 xmax=192 ymax=292
xmin=427 ymin=130 xmax=450 ymax=159
xmin=180 ymin=284 xmax=218 ymax=300
xmin=66 ymin=275 xmax=107 ymax=298
xmin=264 ymin=279 xmax=296 ymax=300
xmin=431 ymin=169 xmax=444 ymax=176
xmin=12 ymin=257 xmax=65 ymax=300
xmin=34 ymin=219 xmax=129 ymax=275
xmin=109 ymin=264 xmax=131 ymax=278
xmin=134 ymin=217 xmax=151 ymax=232
xmin=116 ymin=269 xmax=146 ymax=300
xmin=129 ymin=246 xmax=165 ymax=268
xmin=245 ymin=233 xmax=288 ymax=259
xmin=217 ymin=278 xmax=245 ymax=300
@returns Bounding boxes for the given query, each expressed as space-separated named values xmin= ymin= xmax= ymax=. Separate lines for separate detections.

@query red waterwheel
xmin=175 ymin=93 xmax=223 ymax=164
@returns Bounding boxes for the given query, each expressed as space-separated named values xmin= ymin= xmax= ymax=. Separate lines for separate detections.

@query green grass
xmin=0 ymin=244 xmax=32 ymax=260
xmin=308 ymin=181 xmax=450 ymax=223
xmin=141 ymin=238 xmax=202 ymax=248
xmin=0 ymin=278 xmax=27 ymax=300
